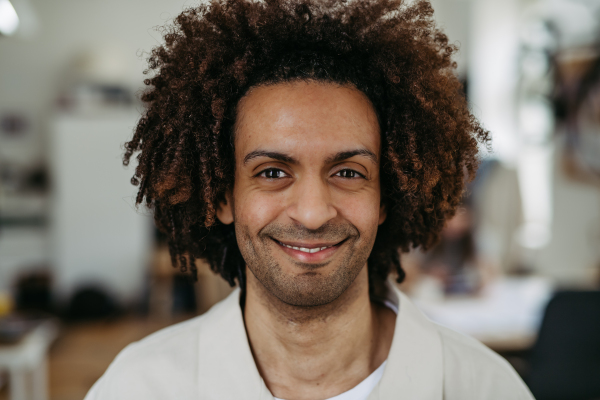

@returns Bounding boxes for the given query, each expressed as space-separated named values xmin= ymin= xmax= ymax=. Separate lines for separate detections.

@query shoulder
xmin=435 ymin=324 xmax=534 ymax=400
xmin=84 ymin=316 xmax=205 ymax=400
xmin=382 ymin=286 xmax=534 ymax=399
xmin=84 ymin=289 xmax=241 ymax=400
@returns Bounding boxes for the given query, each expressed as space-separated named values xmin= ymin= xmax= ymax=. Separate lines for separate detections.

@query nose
xmin=286 ymin=175 xmax=337 ymax=230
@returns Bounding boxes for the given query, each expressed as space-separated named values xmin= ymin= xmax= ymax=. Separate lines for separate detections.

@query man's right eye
xmin=259 ymin=168 xmax=287 ymax=179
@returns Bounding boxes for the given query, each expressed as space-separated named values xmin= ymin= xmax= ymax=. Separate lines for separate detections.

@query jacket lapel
xmin=368 ymin=284 xmax=444 ymax=399
xmin=196 ymin=288 xmax=273 ymax=399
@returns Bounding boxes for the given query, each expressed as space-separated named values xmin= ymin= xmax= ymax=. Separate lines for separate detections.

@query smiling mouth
xmin=274 ymin=239 xmax=346 ymax=254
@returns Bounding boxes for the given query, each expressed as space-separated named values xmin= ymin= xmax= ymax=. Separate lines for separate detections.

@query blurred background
xmin=0 ymin=0 xmax=599 ymax=399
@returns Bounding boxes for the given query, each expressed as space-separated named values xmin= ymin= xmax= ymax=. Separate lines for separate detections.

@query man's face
xmin=219 ymin=81 xmax=385 ymax=307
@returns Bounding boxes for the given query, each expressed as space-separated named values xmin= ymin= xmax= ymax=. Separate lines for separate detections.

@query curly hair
xmin=124 ymin=0 xmax=489 ymax=291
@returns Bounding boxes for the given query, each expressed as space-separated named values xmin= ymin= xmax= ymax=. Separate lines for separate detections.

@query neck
xmin=243 ymin=266 xmax=396 ymax=400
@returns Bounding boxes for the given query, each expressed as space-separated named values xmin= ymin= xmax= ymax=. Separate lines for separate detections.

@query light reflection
xmin=0 ymin=0 xmax=19 ymax=36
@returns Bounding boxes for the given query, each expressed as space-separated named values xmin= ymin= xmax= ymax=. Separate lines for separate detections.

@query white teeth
xmin=280 ymin=242 xmax=331 ymax=253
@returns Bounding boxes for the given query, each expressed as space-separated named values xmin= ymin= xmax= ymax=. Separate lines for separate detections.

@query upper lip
xmin=274 ymin=239 xmax=345 ymax=249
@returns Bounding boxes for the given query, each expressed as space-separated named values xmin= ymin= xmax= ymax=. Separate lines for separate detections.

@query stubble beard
xmin=236 ymin=221 xmax=375 ymax=307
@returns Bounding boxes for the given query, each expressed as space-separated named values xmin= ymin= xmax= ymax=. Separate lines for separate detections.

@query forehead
xmin=234 ymin=81 xmax=381 ymax=161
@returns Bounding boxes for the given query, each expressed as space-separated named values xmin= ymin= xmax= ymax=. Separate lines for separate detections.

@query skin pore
xmin=217 ymin=81 xmax=396 ymax=400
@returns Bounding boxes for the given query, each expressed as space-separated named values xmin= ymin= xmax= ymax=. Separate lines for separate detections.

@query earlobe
xmin=216 ymin=192 xmax=234 ymax=225
xmin=378 ymin=203 xmax=387 ymax=225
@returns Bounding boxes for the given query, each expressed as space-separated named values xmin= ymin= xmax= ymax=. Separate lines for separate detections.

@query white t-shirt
xmin=274 ymin=361 xmax=387 ymax=400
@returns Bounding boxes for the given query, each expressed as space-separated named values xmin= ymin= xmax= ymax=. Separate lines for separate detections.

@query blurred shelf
xmin=0 ymin=192 xmax=48 ymax=224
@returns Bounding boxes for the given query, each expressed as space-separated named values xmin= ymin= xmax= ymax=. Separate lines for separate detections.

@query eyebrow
xmin=325 ymin=149 xmax=378 ymax=165
xmin=243 ymin=148 xmax=378 ymax=165
xmin=243 ymin=150 xmax=298 ymax=165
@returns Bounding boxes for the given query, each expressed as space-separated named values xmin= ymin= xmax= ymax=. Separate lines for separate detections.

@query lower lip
xmin=274 ymin=240 xmax=343 ymax=263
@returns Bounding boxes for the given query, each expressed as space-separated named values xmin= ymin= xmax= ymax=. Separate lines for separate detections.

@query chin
xmin=261 ymin=266 xmax=359 ymax=307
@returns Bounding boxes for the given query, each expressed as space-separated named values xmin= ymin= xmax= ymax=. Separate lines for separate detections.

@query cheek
xmin=233 ymin=187 xmax=287 ymax=233
xmin=333 ymin=190 xmax=381 ymax=237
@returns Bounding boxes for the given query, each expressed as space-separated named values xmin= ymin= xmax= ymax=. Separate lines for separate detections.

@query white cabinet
xmin=49 ymin=111 xmax=152 ymax=305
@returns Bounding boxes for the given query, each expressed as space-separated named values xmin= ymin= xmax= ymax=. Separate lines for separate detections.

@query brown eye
xmin=260 ymin=168 xmax=287 ymax=179
xmin=336 ymin=169 xmax=363 ymax=179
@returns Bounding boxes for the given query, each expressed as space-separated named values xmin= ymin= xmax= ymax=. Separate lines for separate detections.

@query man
xmin=86 ymin=0 xmax=534 ymax=398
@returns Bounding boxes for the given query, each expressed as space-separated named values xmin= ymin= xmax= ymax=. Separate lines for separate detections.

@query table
xmin=411 ymin=276 xmax=554 ymax=352
xmin=0 ymin=320 xmax=58 ymax=400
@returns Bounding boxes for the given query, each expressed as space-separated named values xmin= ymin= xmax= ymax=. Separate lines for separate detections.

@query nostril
xmin=287 ymin=185 xmax=336 ymax=229
xmin=288 ymin=205 xmax=337 ymax=230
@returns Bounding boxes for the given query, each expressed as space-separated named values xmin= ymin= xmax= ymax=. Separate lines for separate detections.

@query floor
xmin=0 ymin=316 xmax=189 ymax=400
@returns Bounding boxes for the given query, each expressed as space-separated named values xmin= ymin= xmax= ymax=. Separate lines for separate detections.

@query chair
xmin=527 ymin=290 xmax=600 ymax=400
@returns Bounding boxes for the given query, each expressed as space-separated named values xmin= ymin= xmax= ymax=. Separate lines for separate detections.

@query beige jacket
xmin=85 ymin=284 xmax=534 ymax=399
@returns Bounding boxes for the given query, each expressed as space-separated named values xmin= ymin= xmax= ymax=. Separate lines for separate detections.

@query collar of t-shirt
xmin=273 ymin=299 xmax=398 ymax=400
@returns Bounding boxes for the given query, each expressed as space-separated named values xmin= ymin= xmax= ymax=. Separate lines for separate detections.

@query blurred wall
xmin=0 ymin=0 xmax=192 ymax=162
xmin=429 ymin=0 xmax=470 ymax=79
xmin=0 ymin=0 xmax=191 ymax=123
xmin=0 ymin=0 xmax=192 ymax=303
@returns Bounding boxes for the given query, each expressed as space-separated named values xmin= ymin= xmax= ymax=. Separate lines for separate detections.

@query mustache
xmin=259 ymin=221 xmax=358 ymax=242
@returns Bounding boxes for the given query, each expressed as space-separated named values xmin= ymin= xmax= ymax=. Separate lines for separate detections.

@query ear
xmin=216 ymin=192 xmax=234 ymax=225
xmin=378 ymin=202 xmax=387 ymax=225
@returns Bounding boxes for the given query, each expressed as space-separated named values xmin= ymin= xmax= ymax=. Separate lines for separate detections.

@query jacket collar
xmin=368 ymin=282 xmax=444 ymax=399
xmin=195 ymin=287 xmax=272 ymax=400
xmin=197 ymin=283 xmax=443 ymax=399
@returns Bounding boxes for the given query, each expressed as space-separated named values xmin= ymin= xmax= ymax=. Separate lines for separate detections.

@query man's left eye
xmin=335 ymin=169 xmax=364 ymax=179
